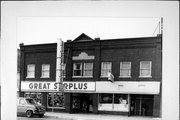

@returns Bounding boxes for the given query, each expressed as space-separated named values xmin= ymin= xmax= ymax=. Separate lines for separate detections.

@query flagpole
xmin=161 ymin=17 xmax=163 ymax=35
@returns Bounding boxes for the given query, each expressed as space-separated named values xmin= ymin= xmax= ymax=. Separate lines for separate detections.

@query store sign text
xmin=21 ymin=81 xmax=95 ymax=92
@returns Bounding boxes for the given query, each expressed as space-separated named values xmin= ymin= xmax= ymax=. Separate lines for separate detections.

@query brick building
xmin=19 ymin=33 xmax=162 ymax=117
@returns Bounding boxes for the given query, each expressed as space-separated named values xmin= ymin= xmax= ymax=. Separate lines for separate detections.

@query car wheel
xmin=26 ymin=110 xmax=33 ymax=118
xmin=39 ymin=114 xmax=44 ymax=118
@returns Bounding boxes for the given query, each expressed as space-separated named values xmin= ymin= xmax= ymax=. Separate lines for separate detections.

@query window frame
xmin=98 ymin=93 xmax=129 ymax=112
xmin=41 ymin=64 xmax=50 ymax=78
xmin=47 ymin=92 xmax=65 ymax=109
xmin=119 ymin=62 xmax=131 ymax=78
xmin=139 ymin=61 xmax=152 ymax=78
xmin=73 ymin=62 xmax=93 ymax=78
xmin=26 ymin=64 xmax=35 ymax=78
xmin=83 ymin=63 xmax=93 ymax=77
xmin=101 ymin=62 xmax=112 ymax=78
xmin=73 ymin=63 xmax=83 ymax=77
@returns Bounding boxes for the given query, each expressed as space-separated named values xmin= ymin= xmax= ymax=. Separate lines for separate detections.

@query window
xmin=140 ymin=61 xmax=152 ymax=77
xmin=98 ymin=94 xmax=129 ymax=112
xmin=24 ymin=92 xmax=42 ymax=104
xmin=47 ymin=93 xmax=65 ymax=108
xmin=83 ymin=63 xmax=93 ymax=77
xmin=73 ymin=63 xmax=93 ymax=77
xmin=41 ymin=64 xmax=50 ymax=78
xmin=120 ymin=62 xmax=131 ymax=77
xmin=101 ymin=62 xmax=112 ymax=77
xmin=99 ymin=93 xmax=113 ymax=104
xmin=73 ymin=63 xmax=82 ymax=76
xmin=27 ymin=64 xmax=35 ymax=78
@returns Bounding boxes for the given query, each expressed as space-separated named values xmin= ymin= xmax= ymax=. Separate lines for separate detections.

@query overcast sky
xmin=17 ymin=17 xmax=161 ymax=46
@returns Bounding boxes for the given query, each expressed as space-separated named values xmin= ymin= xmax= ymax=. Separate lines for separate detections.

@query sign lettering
xmin=21 ymin=81 xmax=95 ymax=92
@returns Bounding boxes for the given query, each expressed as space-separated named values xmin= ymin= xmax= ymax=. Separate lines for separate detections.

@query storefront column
xmin=41 ymin=92 xmax=47 ymax=110
xmin=92 ymin=93 xmax=98 ymax=114
xmin=153 ymin=95 xmax=161 ymax=117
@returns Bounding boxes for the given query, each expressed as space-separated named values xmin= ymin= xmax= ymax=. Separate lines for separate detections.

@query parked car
xmin=17 ymin=97 xmax=45 ymax=118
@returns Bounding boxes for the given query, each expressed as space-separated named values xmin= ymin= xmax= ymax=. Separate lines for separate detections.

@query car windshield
xmin=26 ymin=99 xmax=36 ymax=105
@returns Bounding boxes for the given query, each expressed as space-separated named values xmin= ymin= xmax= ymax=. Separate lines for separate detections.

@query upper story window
xmin=83 ymin=63 xmax=93 ymax=77
xmin=73 ymin=63 xmax=93 ymax=77
xmin=27 ymin=64 xmax=35 ymax=78
xmin=101 ymin=62 xmax=112 ymax=77
xmin=119 ymin=62 xmax=131 ymax=78
xmin=41 ymin=64 xmax=50 ymax=78
xmin=73 ymin=63 xmax=82 ymax=76
xmin=139 ymin=61 xmax=152 ymax=78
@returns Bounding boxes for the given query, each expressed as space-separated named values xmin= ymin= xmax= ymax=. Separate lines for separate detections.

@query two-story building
xmin=19 ymin=33 xmax=162 ymax=117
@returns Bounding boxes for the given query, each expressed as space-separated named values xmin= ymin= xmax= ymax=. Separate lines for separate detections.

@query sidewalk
xmin=45 ymin=112 xmax=162 ymax=120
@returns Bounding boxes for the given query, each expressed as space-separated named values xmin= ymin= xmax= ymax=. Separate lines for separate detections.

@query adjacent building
xmin=19 ymin=33 xmax=162 ymax=117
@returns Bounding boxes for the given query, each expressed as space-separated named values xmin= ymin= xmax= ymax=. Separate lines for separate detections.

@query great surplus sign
xmin=21 ymin=81 xmax=95 ymax=92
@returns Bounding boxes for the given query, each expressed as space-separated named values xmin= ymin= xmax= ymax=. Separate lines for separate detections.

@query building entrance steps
xmin=45 ymin=112 xmax=161 ymax=120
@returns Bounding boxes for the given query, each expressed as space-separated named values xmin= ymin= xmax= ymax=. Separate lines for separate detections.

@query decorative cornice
xmin=72 ymin=52 xmax=95 ymax=60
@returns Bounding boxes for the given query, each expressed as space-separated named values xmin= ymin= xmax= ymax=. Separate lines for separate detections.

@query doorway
xmin=72 ymin=93 xmax=93 ymax=113
xmin=130 ymin=95 xmax=153 ymax=116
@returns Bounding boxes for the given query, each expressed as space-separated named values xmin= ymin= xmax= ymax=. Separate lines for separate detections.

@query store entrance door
xmin=130 ymin=95 xmax=153 ymax=116
xmin=72 ymin=93 xmax=93 ymax=113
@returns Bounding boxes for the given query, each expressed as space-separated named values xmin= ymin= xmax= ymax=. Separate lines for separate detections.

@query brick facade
xmin=19 ymin=33 xmax=162 ymax=117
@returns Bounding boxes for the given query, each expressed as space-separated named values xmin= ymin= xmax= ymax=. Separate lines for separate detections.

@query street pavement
xmin=17 ymin=112 xmax=162 ymax=120
xmin=44 ymin=112 xmax=162 ymax=120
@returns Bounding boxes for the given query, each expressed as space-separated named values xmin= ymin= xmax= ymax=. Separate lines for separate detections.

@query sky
xmin=17 ymin=17 xmax=161 ymax=46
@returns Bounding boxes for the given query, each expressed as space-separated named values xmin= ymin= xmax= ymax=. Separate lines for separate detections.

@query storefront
xmin=21 ymin=81 xmax=160 ymax=116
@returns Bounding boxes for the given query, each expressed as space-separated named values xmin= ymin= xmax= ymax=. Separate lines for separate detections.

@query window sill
xmin=100 ymin=76 xmax=108 ymax=78
xmin=72 ymin=76 xmax=93 ymax=78
xmin=139 ymin=76 xmax=152 ymax=78
xmin=40 ymin=76 xmax=50 ymax=78
xmin=119 ymin=76 xmax=131 ymax=78
xmin=26 ymin=76 xmax=35 ymax=78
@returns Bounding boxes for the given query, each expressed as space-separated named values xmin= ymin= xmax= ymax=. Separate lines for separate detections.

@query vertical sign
xmin=56 ymin=38 xmax=64 ymax=91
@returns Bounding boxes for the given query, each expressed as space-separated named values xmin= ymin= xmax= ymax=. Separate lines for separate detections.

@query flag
xmin=108 ymin=71 xmax=114 ymax=83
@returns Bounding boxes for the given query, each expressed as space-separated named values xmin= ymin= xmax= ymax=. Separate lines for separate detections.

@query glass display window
xmin=47 ymin=92 xmax=65 ymax=108
xmin=114 ymin=94 xmax=128 ymax=104
xmin=24 ymin=92 xmax=42 ymax=104
xmin=99 ymin=93 xmax=113 ymax=104
xmin=98 ymin=93 xmax=129 ymax=112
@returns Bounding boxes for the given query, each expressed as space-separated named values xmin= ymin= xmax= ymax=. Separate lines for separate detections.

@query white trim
xmin=119 ymin=76 xmax=131 ymax=78
xmin=26 ymin=76 xmax=35 ymax=78
xmin=72 ymin=76 xmax=93 ymax=78
xmin=40 ymin=76 xmax=50 ymax=78
xmin=139 ymin=76 xmax=152 ymax=78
